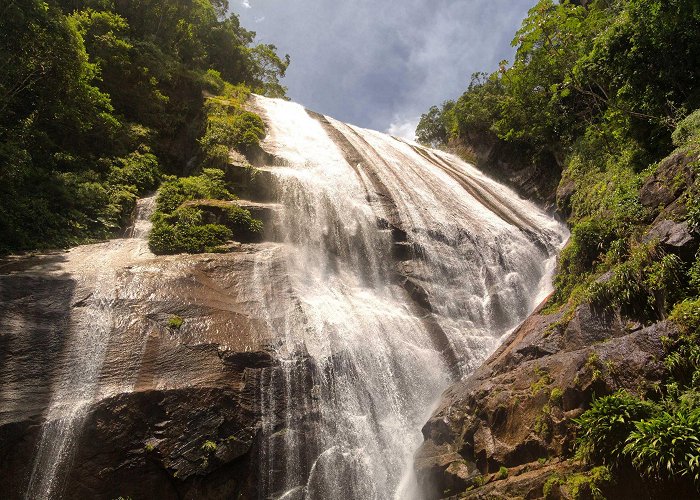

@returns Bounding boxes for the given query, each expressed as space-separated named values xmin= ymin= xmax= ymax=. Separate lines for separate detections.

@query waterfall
xmin=248 ymin=96 xmax=567 ymax=499
xmin=15 ymin=96 xmax=566 ymax=500
xmin=24 ymin=196 xmax=156 ymax=500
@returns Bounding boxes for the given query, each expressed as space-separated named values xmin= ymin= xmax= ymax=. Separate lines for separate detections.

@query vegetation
xmin=201 ymin=440 xmax=217 ymax=452
xmin=167 ymin=315 xmax=184 ymax=329
xmin=0 ymin=0 xmax=287 ymax=254
xmin=543 ymin=467 xmax=611 ymax=500
xmin=148 ymin=168 xmax=262 ymax=254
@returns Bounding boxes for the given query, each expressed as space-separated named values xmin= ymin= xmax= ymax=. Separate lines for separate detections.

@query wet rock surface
xmin=447 ymin=132 xmax=562 ymax=211
xmin=0 ymin=241 xmax=287 ymax=499
xmin=1 ymin=96 xmax=568 ymax=500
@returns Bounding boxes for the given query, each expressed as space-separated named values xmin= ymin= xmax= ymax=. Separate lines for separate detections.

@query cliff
xmin=415 ymin=144 xmax=700 ymax=499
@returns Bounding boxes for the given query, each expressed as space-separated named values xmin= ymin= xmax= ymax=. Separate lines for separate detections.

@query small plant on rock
xmin=201 ymin=440 xmax=217 ymax=453
xmin=168 ymin=315 xmax=184 ymax=329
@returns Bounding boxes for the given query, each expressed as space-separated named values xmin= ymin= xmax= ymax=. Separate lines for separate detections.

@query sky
xmin=236 ymin=0 xmax=533 ymax=139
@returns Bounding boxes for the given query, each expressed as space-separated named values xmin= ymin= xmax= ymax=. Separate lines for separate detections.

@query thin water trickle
xmin=25 ymin=196 xmax=156 ymax=500
xmin=250 ymin=95 xmax=568 ymax=500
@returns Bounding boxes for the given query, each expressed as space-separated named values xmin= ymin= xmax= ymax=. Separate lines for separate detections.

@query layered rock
xmin=415 ymin=301 xmax=673 ymax=499
xmin=0 ymin=235 xmax=288 ymax=499
xmin=446 ymin=132 xmax=562 ymax=211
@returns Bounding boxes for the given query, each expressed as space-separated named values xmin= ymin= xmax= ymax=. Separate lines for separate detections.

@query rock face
xmin=0 ymin=97 xmax=568 ymax=499
xmin=447 ymin=131 xmax=562 ymax=211
xmin=0 ymin=227 xmax=287 ymax=498
xmin=415 ymin=301 xmax=673 ymax=499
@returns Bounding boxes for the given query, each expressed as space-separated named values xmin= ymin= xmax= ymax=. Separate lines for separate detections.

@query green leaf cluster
xmin=0 ymin=0 xmax=286 ymax=254
xmin=148 ymin=168 xmax=262 ymax=255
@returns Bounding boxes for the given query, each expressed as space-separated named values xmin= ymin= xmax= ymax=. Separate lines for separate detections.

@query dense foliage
xmin=418 ymin=0 xmax=700 ymax=491
xmin=149 ymin=168 xmax=262 ymax=255
xmin=0 ymin=0 xmax=287 ymax=253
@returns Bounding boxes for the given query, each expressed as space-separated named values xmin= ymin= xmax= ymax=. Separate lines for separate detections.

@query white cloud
xmin=387 ymin=117 xmax=419 ymax=141
xmin=241 ymin=0 xmax=251 ymax=9
xmin=255 ymin=16 xmax=265 ymax=23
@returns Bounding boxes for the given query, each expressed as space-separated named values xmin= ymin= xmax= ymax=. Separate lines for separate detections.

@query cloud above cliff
xmin=237 ymin=0 xmax=532 ymax=134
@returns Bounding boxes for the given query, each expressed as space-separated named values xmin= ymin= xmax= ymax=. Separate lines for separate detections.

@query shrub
xmin=665 ymin=342 xmax=700 ymax=387
xmin=565 ymin=466 xmax=612 ymax=500
xmin=669 ymin=298 xmax=700 ymax=339
xmin=108 ymin=148 xmax=161 ymax=195
xmin=155 ymin=169 xmax=232 ymax=214
xmin=201 ymin=69 xmax=225 ymax=94
xmin=231 ymin=111 xmax=265 ymax=151
xmin=624 ymin=407 xmax=700 ymax=482
xmin=587 ymin=243 xmax=683 ymax=320
xmin=199 ymin=83 xmax=266 ymax=167
xmin=149 ymin=168 xmax=262 ymax=254
xmin=689 ymin=255 xmax=700 ymax=295
xmin=575 ymin=390 xmax=658 ymax=466
xmin=498 ymin=465 xmax=509 ymax=479
xmin=543 ymin=473 xmax=564 ymax=499
xmin=531 ymin=366 xmax=553 ymax=396
xmin=201 ymin=440 xmax=217 ymax=452
xmin=149 ymin=210 xmax=233 ymax=254
xmin=553 ymin=217 xmax=618 ymax=302
xmin=550 ymin=388 xmax=564 ymax=407
xmin=105 ymin=186 xmax=138 ymax=229
xmin=672 ymin=109 xmax=700 ymax=148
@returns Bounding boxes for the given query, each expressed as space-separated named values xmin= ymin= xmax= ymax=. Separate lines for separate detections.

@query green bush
xmin=155 ymin=169 xmax=232 ymax=214
xmin=149 ymin=168 xmax=262 ymax=254
xmin=232 ymin=112 xmax=265 ymax=151
xmin=105 ymin=186 xmax=138 ymax=229
xmin=575 ymin=390 xmax=658 ymax=466
xmin=201 ymin=440 xmax=217 ymax=452
xmin=669 ymin=298 xmax=700 ymax=338
xmin=549 ymin=388 xmax=564 ymax=407
xmin=543 ymin=474 xmax=564 ymax=499
xmin=565 ymin=466 xmax=612 ymax=500
xmin=587 ymin=243 xmax=684 ymax=320
xmin=624 ymin=407 xmax=700 ymax=482
xmin=201 ymin=69 xmax=225 ymax=94
xmin=199 ymin=83 xmax=266 ymax=167
xmin=168 ymin=315 xmax=183 ymax=329
xmin=665 ymin=343 xmax=700 ymax=388
xmin=149 ymin=209 xmax=233 ymax=255
xmin=672 ymin=109 xmax=700 ymax=149
xmin=108 ymin=148 xmax=161 ymax=195
xmin=553 ymin=217 xmax=617 ymax=302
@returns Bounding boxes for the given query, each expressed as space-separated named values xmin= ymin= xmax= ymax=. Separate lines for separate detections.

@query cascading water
xmin=248 ymin=95 xmax=567 ymax=499
xmin=24 ymin=196 xmax=156 ymax=500
xmin=13 ymin=96 xmax=565 ymax=500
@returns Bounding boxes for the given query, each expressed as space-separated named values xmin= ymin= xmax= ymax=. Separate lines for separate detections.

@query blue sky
xmin=237 ymin=1 xmax=533 ymax=138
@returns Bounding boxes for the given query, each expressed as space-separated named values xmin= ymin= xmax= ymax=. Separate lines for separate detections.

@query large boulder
xmin=415 ymin=300 xmax=672 ymax=499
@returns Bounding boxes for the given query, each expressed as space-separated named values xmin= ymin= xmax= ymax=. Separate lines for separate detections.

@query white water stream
xmin=249 ymin=96 xmax=567 ymax=499
xmin=24 ymin=196 xmax=156 ymax=500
